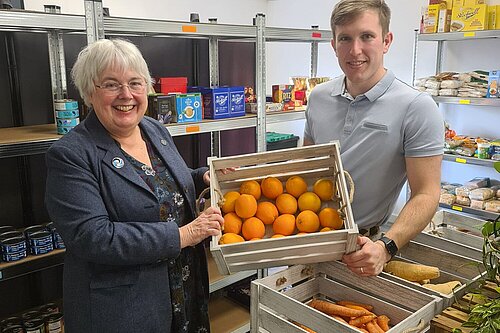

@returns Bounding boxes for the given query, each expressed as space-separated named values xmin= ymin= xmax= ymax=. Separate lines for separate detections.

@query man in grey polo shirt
xmin=304 ymin=0 xmax=443 ymax=276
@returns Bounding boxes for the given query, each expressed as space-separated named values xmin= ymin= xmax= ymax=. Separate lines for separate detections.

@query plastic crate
xmin=266 ymin=132 xmax=299 ymax=151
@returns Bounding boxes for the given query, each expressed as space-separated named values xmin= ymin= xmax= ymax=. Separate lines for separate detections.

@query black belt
xmin=359 ymin=226 xmax=380 ymax=237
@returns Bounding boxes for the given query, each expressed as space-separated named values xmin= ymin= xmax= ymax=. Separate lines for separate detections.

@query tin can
xmin=28 ymin=232 xmax=53 ymax=247
xmin=0 ymin=236 xmax=27 ymax=254
xmin=44 ymin=313 xmax=63 ymax=333
xmin=0 ymin=317 xmax=23 ymax=329
xmin=24 ymin=226 xmax=46 ymax=238
xmin=21 ymin=312 xmax=41 ymax=322
xmin=2 ymin=249 xmax=27 ymax=262
xmin=38 ymin=303 xmax=59 ymax=315
xmin=1 ymin=325 xmax=25 ymax=333
xmin=43 ymin=223 xmax=55 ymax=232
xmin=30 ymin=243 xmax=53 ymax=256
xmin=54 ymin=99 xmax=78 ymax=111
xmin=23 ymin=319 xmax=45 ymax=333
xmin=0 ymin=226 xmax=15 ymax=234
xmin=0 ymin=231 xmax=24 ymax=241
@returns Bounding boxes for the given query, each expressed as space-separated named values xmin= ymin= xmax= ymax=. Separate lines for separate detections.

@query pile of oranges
xmin=218 ymin=175 xmax=344 ymax=245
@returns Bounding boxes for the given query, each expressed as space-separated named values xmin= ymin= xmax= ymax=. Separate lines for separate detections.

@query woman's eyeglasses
xmin=95 ymin=80 xmax=146 ymax=94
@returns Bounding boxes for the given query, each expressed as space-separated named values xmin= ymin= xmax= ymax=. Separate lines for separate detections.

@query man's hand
xmin=342 ymin=236 xmax=390 ymax=276
xmin=179 ymin=206 xmax=224 ymax=248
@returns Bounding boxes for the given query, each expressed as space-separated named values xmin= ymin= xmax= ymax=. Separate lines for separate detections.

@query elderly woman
xmin=45 ymin=39 xmax=223 ymax=333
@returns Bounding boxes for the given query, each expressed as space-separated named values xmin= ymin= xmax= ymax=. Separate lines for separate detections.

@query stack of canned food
xmin=54 ymin=99 xmax=79 ymax=135
xmin=0 ymin=224 xmax=65 ymax=263
xmin=0 ymin=302 xmax=64 ymax=333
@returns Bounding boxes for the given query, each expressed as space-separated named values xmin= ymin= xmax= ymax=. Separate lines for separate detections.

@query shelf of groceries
xmin=0 ymin=109 xmax=306 ymax=159
xmin=439 ymin=203 xmax=499 ymax=220
xmin=444 ymin=153 xmax=499 ymax=168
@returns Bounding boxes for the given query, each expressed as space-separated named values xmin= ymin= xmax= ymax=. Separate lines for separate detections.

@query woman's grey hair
xmin=71 ymin=38 xmax=153 ymax=107
xmin=330 ymin=0 xmax=391 ymax=38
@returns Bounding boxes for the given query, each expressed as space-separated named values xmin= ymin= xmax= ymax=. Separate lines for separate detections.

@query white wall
xmin=24 ymin=0 xmax=500 ymax=214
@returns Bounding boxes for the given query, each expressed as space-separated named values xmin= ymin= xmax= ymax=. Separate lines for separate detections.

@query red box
xmin=154 ymin=77 xmax=187 ymax=94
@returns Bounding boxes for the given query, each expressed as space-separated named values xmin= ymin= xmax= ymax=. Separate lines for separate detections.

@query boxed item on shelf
xmin=229 ymin=86 xmax=245 ymax=117
xmin=266 ymin=132 xmax=299 ymax=151
xmin=190 ymin=86 xmax=233 ymax=119
xmin=488 ymin=5 xmax=500 ymax=29
xmin=450 ymin=3 xmax=488 ymax=31
xmin=250 ymin=261 xmax=439 ymax=333
xmin=174 ymin=93 xmax=202 ymax=123
xmin=154 ymin=77 xmax=187 ymax=94
xmin=487 ymin=70 xmax=499 ymax=98
xmin=147 ymin=94 xmax=176 ymax=124
xmin=147 ymin=93 xmax=202 ymax=123
xmin=379 ymin=240 xmax=484 ymax=312
xmin=208 ymin=142 xmax=357 ymax=275
xmin=272 ymin=84 xmax=294 ymax=111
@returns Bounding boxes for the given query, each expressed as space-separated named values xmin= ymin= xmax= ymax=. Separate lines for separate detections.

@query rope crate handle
xmin=195 ymin=187 xmax=224 ymax=216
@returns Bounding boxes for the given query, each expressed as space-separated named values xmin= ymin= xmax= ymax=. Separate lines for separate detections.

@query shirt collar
xmin=330 ymin=69 xmax=395 ymax=102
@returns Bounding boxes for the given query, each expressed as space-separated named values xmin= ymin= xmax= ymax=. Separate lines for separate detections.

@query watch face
xmin=381 ymin=236 xmax=398 ymax=257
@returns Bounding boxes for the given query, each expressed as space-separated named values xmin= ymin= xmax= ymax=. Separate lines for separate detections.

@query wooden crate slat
xmin=257 ymin=308 xmax=309 ymax=333
xmin=253 ymin=264 xmax=317 ymax=291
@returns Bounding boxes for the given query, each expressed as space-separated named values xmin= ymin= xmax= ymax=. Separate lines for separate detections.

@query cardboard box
xmin=438 ymin=8 xmax=452 ymax=32
xmin=487 ymin=70 xmax=500 ymax=98
xmin=229 ymin=86 xmax=246 ymax=117
xmin=147 ymin=94 xmax=176 ymax=124
xmin=154 ymin=77 xmax=187 ymax=94
xmin=451 ymin=3 xmax=488 ymax=31
xmin=424 ymin=4 xmax=441 ymax=33
xmin=197 ymin=87 xmax=230 ymax=119
xmin=488 ymin=5 xmax=500 ymax=29
xmin=175 ymin=93 xmax=202 ymax=123
xmin=209 ymin=142 xmax=357 ymax=275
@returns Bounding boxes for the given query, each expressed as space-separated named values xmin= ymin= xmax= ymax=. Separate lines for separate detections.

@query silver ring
xmin=360 ymin=267 xmax=364 ymax=274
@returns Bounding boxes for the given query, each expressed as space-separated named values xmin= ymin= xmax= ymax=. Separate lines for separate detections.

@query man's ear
xmin=383 ymin=32 xmax=393 ymax=54
xmin=330 ymin=38 xmax=337 ymax=56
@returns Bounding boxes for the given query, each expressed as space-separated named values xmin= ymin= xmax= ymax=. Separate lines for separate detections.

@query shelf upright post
xmin=45 ymin=5 xmax=67 ymax=101
xmin=310 ymin=25 xmax=319 ymax=78
xmin=411 ymin=29 xmax=419 ymax=87
xmin=208 ymin=18 xmax=221 ymax=157
xmin=255 ymin=14 xmax=267 ymax=153
xmin=84 ymin=0 xmax=104 ymax=44
xmin=436 ymin=39 xmax=444 ymax=75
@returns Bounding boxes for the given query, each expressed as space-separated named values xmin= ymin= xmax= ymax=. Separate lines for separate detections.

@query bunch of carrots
xmin=293 ymin=299 xmax=391 ymax=333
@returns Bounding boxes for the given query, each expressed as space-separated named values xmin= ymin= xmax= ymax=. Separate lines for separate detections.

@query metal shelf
xmin=265 ymin=26 xmax=332 ymax=42
xmin=443 ymin=153 xmax=498 ymax=168
xmin=0 ymin=249 xmax=65 ymax=282
xmin=439 ymin=203 xmax=499 ymax=221
xmin=418 ymin=30 xmax=500 ymax=41
xmin=0 ymin=9 xmax=85 ymax=31
xmin=0 ymin=111 xmax=306 ymax=158
xmin=433 ymin=96 xmax=500 ymax=106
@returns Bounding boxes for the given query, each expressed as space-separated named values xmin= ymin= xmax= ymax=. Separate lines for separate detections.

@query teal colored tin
xmin=55 ymin=109 xmax=79 ymax=119
xmin=54 ymin=99 xmax=78 ymax=110
xmin=56 ymin=117 xmax=79 ymax=127
xmin=57 ymin=126 xmax=75 ymax=135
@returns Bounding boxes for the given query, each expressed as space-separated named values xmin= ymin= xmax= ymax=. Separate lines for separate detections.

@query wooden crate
xmin=250 ymin=261 xmax=439 ymax=333
xmin=209 ymin=142 xmax=357 ymax=275
xmin=380 ymin=240 xmax=485 ymax=313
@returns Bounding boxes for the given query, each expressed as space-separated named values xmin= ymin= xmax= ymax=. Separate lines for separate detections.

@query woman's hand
xmin=179 ymin=206 xmax=224 ymax=248
xmin=203 ymin=168 xmax=237 ymax=185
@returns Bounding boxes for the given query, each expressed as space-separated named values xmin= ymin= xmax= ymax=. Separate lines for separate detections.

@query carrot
xmin=336 ymin=300 xmax=374 ymax=311
xmin=331 ymin=315 xmax=348 ymax=323
xmin=291 ymin=320 xmax=316 ymax=333
xmin=309 ymin=299 xmax=369 ymax=317
xmin=376 ymin=315 xmax=390 ymax=332
xmin=359 ymin=328 xmax=370 ymax=333
xmin=372 ymin=320 xmax=385 ymax=333
xmin=345 ymin=304 xmax=375 ymax=315
xmin=349 ymin=314 xmax=377 ymax=327
xmin=365 ymin=321 xmax=380 ymax=333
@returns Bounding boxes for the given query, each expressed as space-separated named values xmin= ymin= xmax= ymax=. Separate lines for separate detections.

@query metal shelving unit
xmin=433 ymin=96 xmax=500 ymax=106
xmin=439 ymin=203 xmax=499 ymax=221
xmin=443 ymin=153 xmax=498 ymax=168
xmin=0 ymin=249 xmax=65 ymax=282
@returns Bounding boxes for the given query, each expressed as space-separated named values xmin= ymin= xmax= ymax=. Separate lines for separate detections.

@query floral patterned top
xmin=122 ymin=138 xmax=210 ymax=333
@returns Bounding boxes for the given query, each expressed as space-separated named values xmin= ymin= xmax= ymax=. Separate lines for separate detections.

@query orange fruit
xmin=313 ymin=178 xmax=335 ymax=201
xmin=219 ymin=233 xmax=245 ymax=245
xmin=320 ymin=227 xmax=332 ymax=232
xmin=242 ymin=217 xmax=266 ymax=240
xmin=221 ymin=191 xmax=240 ymax=214
xmin=296 ymin=232 xmax=309 ymax=236
xmin=296 ymin=210 xmax=320 ymax=233
xmin=285 ymin=176 xmax=308 ymax=198
xmin=272 ymin=214 xmax=296 ymax=236
xmin=275 ymin=193 xmax=298 ymax=215
xmin=223 ymin=212 xmax=242 ymax=234
xmin=271 ymin=234 xmax=286 ymax=238
xmin=240 ymin=180 xmax=261 ymax=200
xmin=318 ymin=207 xmax=343 ymax=230
xmin=249 ymin=238 xmax=261 ymax=241
xmin=255 ymin=201 xmax=279 ymax=225
xmin=298 ymin=192 xmax=321 ymax=213
xmin=261 ymin=177 xmax=284 ymax=199
xmin=234 ymin=194 xmax=257 ymax=218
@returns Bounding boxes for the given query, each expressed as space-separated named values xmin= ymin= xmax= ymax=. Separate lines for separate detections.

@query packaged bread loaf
xmin=455 ymin=185 xmax=475 ymax=197
xmin=455 ymin=195 xmax=471 ymax=206
xmin=470 ymin=199 xmax=491 ymax=210
xmin=440 ymin=193 xmax=456 ymax=205
xmin=485 ymin=200 xmax=500 ymax=213
xmin=469 ymin=188 xmax=495 ymax=201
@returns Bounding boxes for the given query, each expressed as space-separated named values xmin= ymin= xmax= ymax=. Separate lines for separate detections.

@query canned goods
xmin=2 ymin=249 xmax=27 ymax=262
xmin=24 ymin=226 xmax=46 ymax=238
xmin=55 ymin=109 xmax=79 ymax=119
xmin=38 ymin=303 xmax=59 ymax=315
xmin=53 ymin=241 xmax=65 ymax=249
xmin=0 ymin=237 xmax=27 ymax=254
xmin=44 ymin=313 xmax=63 ymax=333
xmin=54 ymin=99 xmax=78 ymax=111
xmin=1 ymin=325 xmax=25 ymax=333
xmin=24 ymin=319 xmax=45 ymax=333
xmin=30 ymin=243 xmax=53 ymax=255
xmin=0 ymin=226 xmax=15 ymax=234
xmin=0 ymin=317 xmax=23 ymax=329
xmin=43 ymin=223 xmax=55 ymax=232
xmin=28 ymin=232 xmax=53 ymax=247
xmin=0 ymin=231 xmax=24 ymax=241
xmin=21 ymin=311 xmax=41 ymax=322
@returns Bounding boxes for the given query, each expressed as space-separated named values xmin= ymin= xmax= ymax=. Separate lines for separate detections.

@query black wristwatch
xmin=378 ymin=236 xmax=398 ymax=258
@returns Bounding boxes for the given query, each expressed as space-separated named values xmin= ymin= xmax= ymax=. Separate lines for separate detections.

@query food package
xmin=469 ymin=188 xmax=495 ymax=201
xmin=441 ymin=80 xmax=463 ymax=89
xmin=440 ymin=193 xmax=456 ymax=205
xmin=485 ymin=200 xmax=500 ymax=213
xmin=442 ymin=183 xmax=461 ymax=193
xmin=455 ymin=185 xmax=476 ymax=197
xmin=414 ymin=78 xmax=428 ymax=87
xmin=455 ymin=195 xmax=471 ymax=206
xmin=464 ymin=177 xmax=490 ymax=189
xmin=439 ymin=88 xmax=459 ymax=96
xmin=470 ymin=199 xmax=490 ymax=210
xmin=451 ymin=3 xmax=488 ymax=32
xmin=425 ymin=80 xmax=441 ymax=90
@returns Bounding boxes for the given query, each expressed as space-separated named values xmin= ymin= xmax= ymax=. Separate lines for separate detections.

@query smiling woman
xmin=44 ymin=38 xmax=223 ymax=333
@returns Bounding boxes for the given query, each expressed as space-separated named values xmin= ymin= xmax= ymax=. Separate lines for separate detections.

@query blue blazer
xmin=45 ymin=111 xmax=209 ymax=333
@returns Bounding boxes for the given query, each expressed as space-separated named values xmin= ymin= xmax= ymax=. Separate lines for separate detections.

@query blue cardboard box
xmin=229 ymin=86 xmax=245 ymax=117
xmin=175 ymin=93 xmax=202 ymax=123
xmin=202 ymin=87 xmax=230 ymax=119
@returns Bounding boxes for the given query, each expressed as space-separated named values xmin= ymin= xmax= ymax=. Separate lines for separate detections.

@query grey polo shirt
xmin=304 ymin=70 xmax=443 ymax=228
